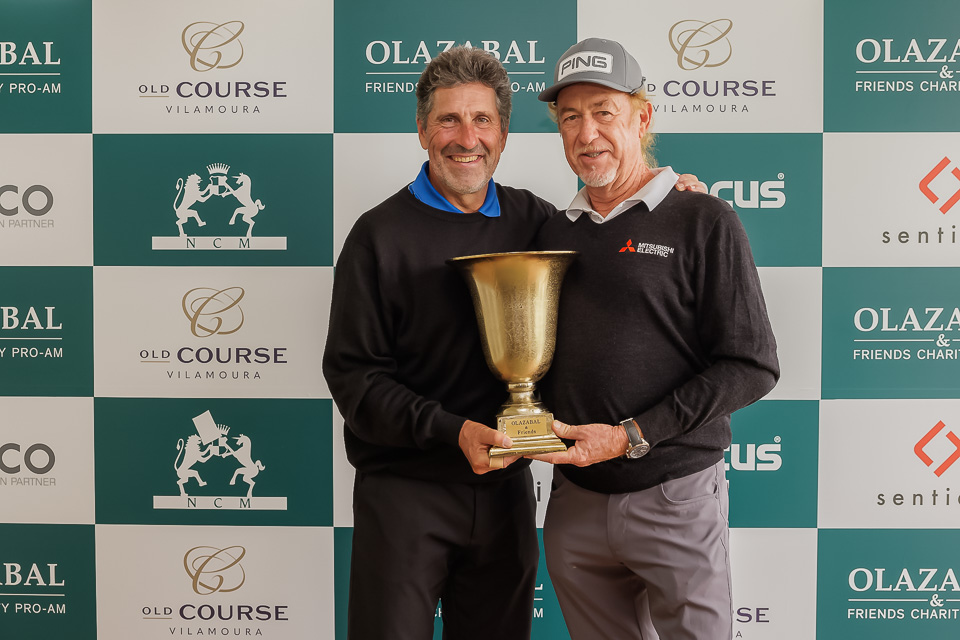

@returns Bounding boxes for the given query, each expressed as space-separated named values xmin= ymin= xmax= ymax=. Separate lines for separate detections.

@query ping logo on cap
xmin=558 ymin=51 xmax=614 ymax=80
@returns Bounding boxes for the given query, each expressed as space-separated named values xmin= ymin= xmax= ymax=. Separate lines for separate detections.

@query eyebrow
xmin=558 ymin=98 xmax=619 ymax=116
xmin=434 ymin=110 xmax=496 ymax=121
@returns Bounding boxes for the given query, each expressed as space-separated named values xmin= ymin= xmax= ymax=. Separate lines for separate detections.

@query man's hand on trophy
xmin=528 ymin=421 xmax=629 ymax=467
xmin=458 ymin=419 xmax=519 ymax=474
xmin=675 ymin=173 xmax=708 ymax=193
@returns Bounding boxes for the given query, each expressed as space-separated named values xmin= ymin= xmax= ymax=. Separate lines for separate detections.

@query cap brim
xmin=538 ymin=77 xmax=641 ymax=103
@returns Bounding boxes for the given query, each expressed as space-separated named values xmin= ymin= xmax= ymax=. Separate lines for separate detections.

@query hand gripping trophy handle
xmin=447 ymin=250 xmax=578 ymax=457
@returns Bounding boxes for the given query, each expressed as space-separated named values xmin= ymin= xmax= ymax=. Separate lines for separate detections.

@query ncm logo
xmin=915 ymin=420 xmax=960 ymax=477
xmin=920 ymin=157 xmax=960 ymax=214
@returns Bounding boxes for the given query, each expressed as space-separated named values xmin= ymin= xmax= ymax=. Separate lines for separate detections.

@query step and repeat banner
xmin=2 ymin=0 xmax=960 ymax=638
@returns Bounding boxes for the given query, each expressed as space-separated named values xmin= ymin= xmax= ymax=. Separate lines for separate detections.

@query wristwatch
xmin=620 ymin=418 xmax=651 ymax=459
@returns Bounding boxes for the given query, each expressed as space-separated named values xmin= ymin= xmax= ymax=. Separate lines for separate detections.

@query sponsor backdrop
xmin=2 ymin=0 xmax=959 ymax=638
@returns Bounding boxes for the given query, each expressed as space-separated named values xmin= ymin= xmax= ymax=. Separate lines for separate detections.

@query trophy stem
xmin=503 ymin=382 xmax=540 ymax=412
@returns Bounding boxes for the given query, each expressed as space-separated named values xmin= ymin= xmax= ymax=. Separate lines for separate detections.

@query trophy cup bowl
xmin=447 ymin=250 xmax=577 ymax=457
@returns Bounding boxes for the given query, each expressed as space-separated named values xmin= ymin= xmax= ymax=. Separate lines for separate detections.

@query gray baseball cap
xmin=538 ymin=37 xmax=645 ymax=103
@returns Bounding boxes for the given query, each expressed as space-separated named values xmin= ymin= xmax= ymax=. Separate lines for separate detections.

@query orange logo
xmin=915 ymin=420 xmax=960 ymax=477
xmin=619 ymin=239 xmax=636 ymax=253
xmin=919 ymin=157 xmax=960 ymax=214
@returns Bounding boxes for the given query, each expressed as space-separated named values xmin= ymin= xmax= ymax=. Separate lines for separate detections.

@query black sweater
xmin=322 ymin=185 xmax=555 ymax=484
xmin=538 ymin=189 xmax=780 ymax=494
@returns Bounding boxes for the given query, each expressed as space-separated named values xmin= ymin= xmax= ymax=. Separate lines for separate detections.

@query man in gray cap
xmin=531 ymin=38 xmax=780 ymax=640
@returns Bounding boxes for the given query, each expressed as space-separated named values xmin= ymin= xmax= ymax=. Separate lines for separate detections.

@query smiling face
xmin=555 ymin=82 xmax=650 ymax=188
xmin=417 ymin=82 xmax=508 ymax=210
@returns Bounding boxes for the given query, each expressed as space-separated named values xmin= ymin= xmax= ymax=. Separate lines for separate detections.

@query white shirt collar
xmin=565 ymin=166 xmax=680 ymax=224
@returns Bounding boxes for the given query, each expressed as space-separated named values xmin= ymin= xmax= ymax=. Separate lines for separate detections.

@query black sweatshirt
xmin=537 ymin=189 xmax=780 ymax=494
xmin=322 ymin=185 xmax=555 ymax=484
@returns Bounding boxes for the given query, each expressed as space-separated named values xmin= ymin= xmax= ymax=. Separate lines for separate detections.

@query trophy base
xmin=489 ymin=412 xmax=567 ymax=458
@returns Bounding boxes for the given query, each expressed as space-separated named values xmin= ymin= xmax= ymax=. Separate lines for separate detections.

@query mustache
xmin=442 ymin=143 xmax=487 ymax=156
xmin=574 ymin=145 xmax=609 ymax=156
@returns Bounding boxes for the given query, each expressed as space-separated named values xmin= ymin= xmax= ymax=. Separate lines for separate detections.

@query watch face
xmin=627 ymin=442 xmax=650 ymax=459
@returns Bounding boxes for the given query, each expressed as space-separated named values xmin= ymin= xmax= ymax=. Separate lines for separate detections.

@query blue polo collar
xmin=408 ymin=161 xmax=501 ymax=217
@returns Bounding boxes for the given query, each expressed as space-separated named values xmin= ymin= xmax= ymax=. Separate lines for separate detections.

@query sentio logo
xmin=915 ymin=420 xmax=960 ymax=477
xmin=920 ymin=157 xmax=960 ymax=215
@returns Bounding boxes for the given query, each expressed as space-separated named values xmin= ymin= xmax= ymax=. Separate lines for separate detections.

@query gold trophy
xmin=448 ymin=251 xmax=577 ymax=458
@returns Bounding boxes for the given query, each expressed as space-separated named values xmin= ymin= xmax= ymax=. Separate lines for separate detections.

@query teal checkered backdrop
xmin=3 ymin=0 xmax=960 ymax=638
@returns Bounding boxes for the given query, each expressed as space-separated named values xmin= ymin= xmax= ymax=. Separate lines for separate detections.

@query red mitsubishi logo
xmin=915 ymin=420 xmax=960 ymax=477
xmin=919 ymin=157 xmax=960 ymax=214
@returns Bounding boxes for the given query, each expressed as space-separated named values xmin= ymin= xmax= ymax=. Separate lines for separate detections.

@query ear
xmin=637 ymin=101 xmax=653 ymax=137
xmin=417 ymin=119 xmax=428 ymax=150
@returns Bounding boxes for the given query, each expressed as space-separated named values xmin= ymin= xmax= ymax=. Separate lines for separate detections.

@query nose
xmin=577 ymin=116 xmax=599 ymax=146
xmin=454 ymin=121 xmax=480 ymax=150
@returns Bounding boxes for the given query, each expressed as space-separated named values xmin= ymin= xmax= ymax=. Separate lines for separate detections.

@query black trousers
xmin=348 ymin=467 xmax=539 ymax=640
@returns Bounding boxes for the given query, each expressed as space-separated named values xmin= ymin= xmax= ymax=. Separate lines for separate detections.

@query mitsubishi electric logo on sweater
xmin=618 ymin=239 xmax=675 ymax=257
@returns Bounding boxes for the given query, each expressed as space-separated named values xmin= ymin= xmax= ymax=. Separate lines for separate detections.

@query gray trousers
xmin=543 ymin=460 xmax=732 ymax=640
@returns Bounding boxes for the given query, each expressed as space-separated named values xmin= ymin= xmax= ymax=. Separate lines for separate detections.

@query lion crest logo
xmin=170 ymin=164 xmax=266 ymax=238
xmin=172 ymin=411 xmax=266 ymax=499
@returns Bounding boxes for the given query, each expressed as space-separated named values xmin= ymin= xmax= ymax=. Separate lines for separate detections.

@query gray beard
xmin=579 ymin=169 xmax=616 ymax=188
